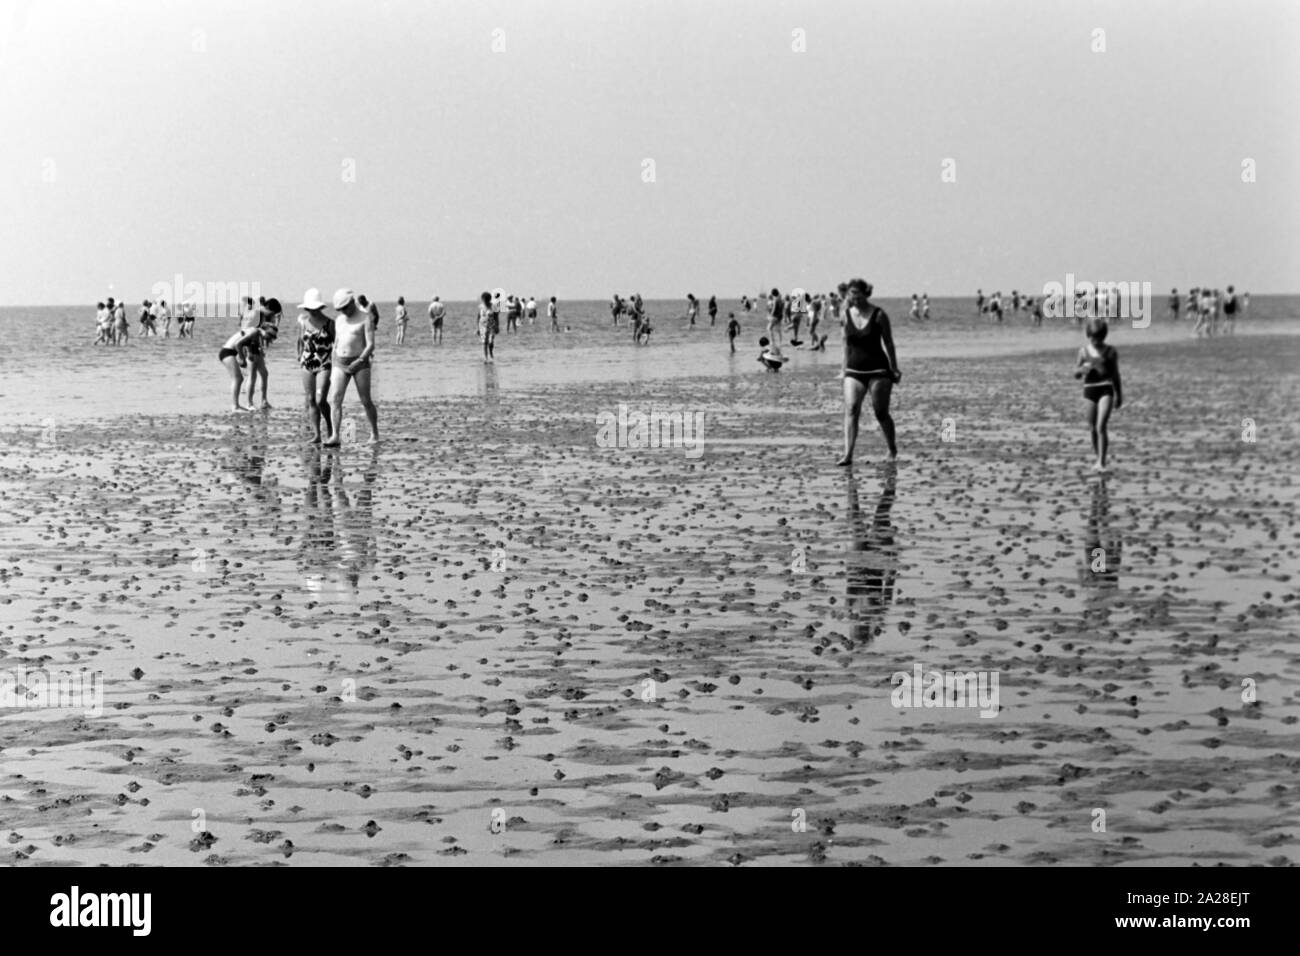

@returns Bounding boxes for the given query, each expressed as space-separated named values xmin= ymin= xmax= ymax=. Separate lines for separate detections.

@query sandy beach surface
xmin=1 ymin=328 xmax=1297 ymax=866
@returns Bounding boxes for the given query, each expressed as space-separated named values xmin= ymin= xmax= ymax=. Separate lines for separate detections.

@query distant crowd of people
xmin=93 ymin=297 xmax=196 ymax=344
xmin=975 ymin=289 xmax=1056 ymax=325
xmin=971 ymin=286 xmax=1248 ymax=331
xmin=1169 ymin=286 xmax=1246 ymax=336
xmin=474 ymin=292 xmax=560 ymax=361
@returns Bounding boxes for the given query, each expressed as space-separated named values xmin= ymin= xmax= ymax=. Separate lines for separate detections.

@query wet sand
xmin=0 ymin=333 xmax=1297 ymax=866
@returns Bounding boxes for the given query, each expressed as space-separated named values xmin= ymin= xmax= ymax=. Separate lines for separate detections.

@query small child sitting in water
xmin=758 ymin=336 xmax=786 ymax=371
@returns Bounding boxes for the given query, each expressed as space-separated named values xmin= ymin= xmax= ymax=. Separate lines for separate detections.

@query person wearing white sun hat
xmin=323 ymin=288 xmax=378 ymax=446
xmin=295 ymin=288 xmax=334 ymax=443
xmin=298 ymin=287 xmax=327 ymax=311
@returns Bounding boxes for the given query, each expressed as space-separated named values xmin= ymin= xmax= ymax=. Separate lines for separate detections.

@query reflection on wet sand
xmin=298 ymin=445 xmax=379 ymax=602
xmin=479 ymin=362 xmax=500 ymax=422
xmin=1081 ymin=476 xmax=1122 ymax=587
xmin=845 ymin=469 xmax=899 ymax=643
xmin=221 ymin=419 xmax=282 ymax=518
xmin=1081 ymin=476 xmax=1123 ymax=628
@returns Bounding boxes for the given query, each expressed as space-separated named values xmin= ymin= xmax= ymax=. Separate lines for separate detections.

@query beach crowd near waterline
xmin=89 ymin=283 xmax=1252 ymax=349
xmin=78 ymin=279 xmax=1252 ymax=475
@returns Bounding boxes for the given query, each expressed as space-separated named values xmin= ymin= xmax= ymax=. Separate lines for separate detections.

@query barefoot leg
xmin=839 ymin=376 xmax=867 ymax=465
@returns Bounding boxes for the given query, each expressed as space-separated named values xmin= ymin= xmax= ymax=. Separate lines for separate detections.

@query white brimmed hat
xmin=332 ymin=288 xmax=355 ymax=311
xmin=298 ymin=288 xmax=326 ymax=310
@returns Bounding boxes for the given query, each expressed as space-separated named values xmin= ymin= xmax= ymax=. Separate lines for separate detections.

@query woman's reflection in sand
xmin=1080 ymin=476 xmax=1123 ymax=623
xmin=221 ymin=418 xmax=282 ymax=520
xmin=479 ymin=362 xmax=500 ymax=425
xmin=845 ymin=468 xmax=900 ymax=644
xmin=299 ymin=444 xmax=379 ymax=604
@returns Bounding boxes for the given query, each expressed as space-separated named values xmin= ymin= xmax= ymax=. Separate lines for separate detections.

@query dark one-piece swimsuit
xmin=843 ymin=306 xmax=892 ymax=386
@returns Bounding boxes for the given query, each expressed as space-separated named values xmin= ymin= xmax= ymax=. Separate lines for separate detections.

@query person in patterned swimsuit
xmin=295 ymin=288 xmax=335 ymax=443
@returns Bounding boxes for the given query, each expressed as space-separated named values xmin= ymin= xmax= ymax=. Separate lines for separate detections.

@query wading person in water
xmin=479 ymin=291 xmax=498 ymax=362
xmin=837 ymin=278 xmax=900 ymax=466
xmin=428 ymin=296 xmax=445 ymax=344
xmin=323 ymin=288 xmax=378 ymax=445
xmin=394 ymin=296 xmax=408 ymax=344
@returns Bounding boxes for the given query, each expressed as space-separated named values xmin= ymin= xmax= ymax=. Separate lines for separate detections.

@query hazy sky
xmin=2 ymin=0 xmax=1297 ymax=305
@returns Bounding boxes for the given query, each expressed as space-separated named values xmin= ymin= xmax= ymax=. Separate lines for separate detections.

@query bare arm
xmin=358 ymin=318 xmax=375 ymax=363
xmin=879 ymin=312 xmax=901 ymax=380
xmin=1073 ymin=346 xmax=1089 ymax=377
xmin=1111 ymin=350 xmax=1122 ymax=407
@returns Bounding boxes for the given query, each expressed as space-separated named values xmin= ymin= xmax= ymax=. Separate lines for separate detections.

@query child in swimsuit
xmin=1073 ymin=318 xmax=1123 ymax=471
xmin=727 ymin=313 xmax=740 ymax=353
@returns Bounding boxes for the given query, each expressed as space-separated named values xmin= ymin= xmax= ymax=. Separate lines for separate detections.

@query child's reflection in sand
xmin=221 ymin=419 xmax=282 ymax=519
xmin=479 ymin=362 xmax=500 ymax=423
xmin=1080 ymin=476 xmax=1123 ymax=629
xmin=845 ymin=468 xmax=900 ymax=644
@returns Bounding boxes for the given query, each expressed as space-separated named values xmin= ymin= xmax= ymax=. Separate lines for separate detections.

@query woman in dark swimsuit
xmin=296 ymin=289 xmax=335 ymax=443
xmin=837 ymin=278 xmax=901 ymax=466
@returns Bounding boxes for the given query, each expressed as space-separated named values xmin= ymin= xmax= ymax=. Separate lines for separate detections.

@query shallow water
xmin=4 ymin=295 xmax=1298 ymax=426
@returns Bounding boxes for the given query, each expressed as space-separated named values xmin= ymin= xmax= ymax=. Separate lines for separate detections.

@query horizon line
xmin=6 ymin=289 xmax=1291 ymax=309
